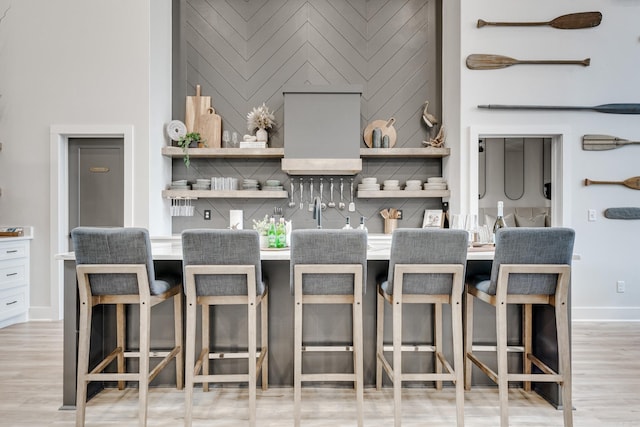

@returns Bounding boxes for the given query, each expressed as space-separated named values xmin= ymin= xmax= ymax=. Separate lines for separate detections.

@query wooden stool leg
xmin=138 ymin=300 xmax=151 ymax=427
xmin=452 ymin=296 xmax=465 ymax=427
xmin=496 ymin=300 xmax=509 ymax=427
xmin=392 ymin=297 xmax=402 ymax=427
xmin=202 ymin=305 xmax=210 ymax=392
xmin=353 ymin=294 xmax=364 ymax=427
xmin=116 ymin=303 xmax=126 ymax=390
xmin=184 ymin=296 xmax=197 ymax=427
xmin=556 ymin=299 xmax=573 ymax=427
xmin=375 ymin=287 xmax=384 ymax=390
xmin=434 ymin=302 xmax=443 ymax=390
xmin=293 ymin=286 xmax=303 ymax=427
xmin=174 ymin=293 xmax=184 ymax=390
xmin=464 ymin=286 xmax=474 ymax=390
xmin=75 ymin=299 xmax=91 ymax=427
xmin=523 ymin=303 xmax=532 ymax=392
xmin=261 ymin=290 xmax=269 ymax=391
xmin=248 ymin=298 xmax=257 ymax=427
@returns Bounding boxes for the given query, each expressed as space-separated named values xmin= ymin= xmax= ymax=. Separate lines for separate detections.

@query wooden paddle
xmin=477 ymin=11 xmax=602 ymax=29
xmin=583 ymin=135 xmax=640 ymax=151
xmin=467 ymin=54 xmax=590 ymax=70
xmin=584 ymin=177 xmax=640 ymax=190
xmin=478 ymin=104 xmax=640 ymax=115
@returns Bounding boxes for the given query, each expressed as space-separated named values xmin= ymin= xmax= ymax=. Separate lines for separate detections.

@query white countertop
xmin=55 ymin=233 xmax=496 ymax=261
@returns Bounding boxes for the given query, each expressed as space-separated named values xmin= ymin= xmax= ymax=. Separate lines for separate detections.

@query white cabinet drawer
xmin=0 ymin=260 xmax=27 ymax=289
xmin=0 ymin=241 xmax=28 ymax=261
xmin=0 ymin=285 xmax=27 ymax=322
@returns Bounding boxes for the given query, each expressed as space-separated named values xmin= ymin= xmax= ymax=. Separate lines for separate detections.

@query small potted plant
xmin=176 ymin=132 xmax=204 ymax=167
xmin=247 ymin=103 xmax=275 ymax=143
xmin=252 ymin=214 xmax=271 ymax=248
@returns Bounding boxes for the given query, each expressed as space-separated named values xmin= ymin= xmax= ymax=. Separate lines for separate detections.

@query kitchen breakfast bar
xmin=57 ymin=234 xmax=567 ymax=409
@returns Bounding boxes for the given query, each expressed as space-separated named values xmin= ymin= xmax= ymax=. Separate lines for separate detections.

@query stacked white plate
xmin=192 ymin=178 xmax=211 ymax=191
xmin=358 ymin=177 xmax=380 ymax=191
xmin=242 ymin=179 xmax=260 ymax=190
xmin=404 ymin=180 xmax=422 ymax=191
xmin=382 ymin=179 xmax=400 ymax=191
xmin=427 ymin=177 xmax=446 ymax=183
xmin=424 ymin=176 xmax=447 ymax=190
xmin=263 ymin=179 xmax=283 ymax=191
xmin=170 ymin=180 xmax=190 ymax=190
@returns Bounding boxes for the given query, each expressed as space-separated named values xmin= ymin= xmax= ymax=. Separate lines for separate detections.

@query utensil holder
xmin=384 ymin=219 xmax=398 ymax=234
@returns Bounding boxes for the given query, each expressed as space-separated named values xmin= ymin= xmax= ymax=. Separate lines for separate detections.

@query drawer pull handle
xmin=6 ymin=300 xmax=18 ymax=306
xmin=6 ymin=272 xmax=18 ymax=277
xmin=6 ymin=250 xmax=18 ymax=254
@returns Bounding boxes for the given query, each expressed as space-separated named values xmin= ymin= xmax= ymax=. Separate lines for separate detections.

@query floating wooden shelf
xmin=357 ymin=190 xmax=450 ymax=198
xmin=359 ymin=147 xmax=450 ymax=158
xmin=161 ymin=147 xmax=284 ymax=158
xmin=162 ymin=190 xmax=288 ymax=199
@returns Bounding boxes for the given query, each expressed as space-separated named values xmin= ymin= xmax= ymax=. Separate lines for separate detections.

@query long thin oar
xmin=477 ymin=11 xmax=602 ymax=29
xmin=478 ymin=104 xmax=640 ymax=115
xmin=584 ymin=177 xmax=640 ymax=190
xmin=582 ymin=135 xmax=640 ymax=151
xmin=467 ymin=54 xmax=590 ymax=70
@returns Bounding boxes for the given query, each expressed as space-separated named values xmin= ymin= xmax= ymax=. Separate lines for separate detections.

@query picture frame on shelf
xmin=422 ymin=209 xmax=444 ymax=228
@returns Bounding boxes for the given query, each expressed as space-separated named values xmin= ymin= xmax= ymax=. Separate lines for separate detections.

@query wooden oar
xmin=583 ymin=135 xmax=640 ymax=151
xmin=467 ymin=54 xmax=590 ymax=70
xmin=478 ymin=104 xmax=640 ymax=115
xmin=584 ymin=177 xmax=640 ymax=190
xmin=477 ymin=11 xmax=602 ymax=29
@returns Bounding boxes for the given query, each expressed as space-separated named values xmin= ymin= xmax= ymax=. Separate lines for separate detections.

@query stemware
xmin=222 ymin=130 xmax=230 ymax=148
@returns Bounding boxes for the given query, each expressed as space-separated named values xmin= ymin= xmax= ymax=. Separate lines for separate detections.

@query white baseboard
xmin=29 ymin=306 xmax=61 ymax=321
xmin=573 ymin=307 xmax=640 ymax=322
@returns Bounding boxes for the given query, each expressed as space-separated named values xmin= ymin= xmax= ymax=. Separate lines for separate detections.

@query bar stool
xmin=376 ymin=229 xmax=468 ymax=427
xmin=290 ymin=229 xmax=367 ymax=427
xmin=181 ymin=229 xmax=268 ymax=427
xmin=71 ymin=227 xmax=183 ymax=427
xmin=464 ymin=227 xmax=575 ymax=427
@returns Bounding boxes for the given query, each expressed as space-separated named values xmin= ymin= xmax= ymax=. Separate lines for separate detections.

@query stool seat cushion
xmin=470 ymin=227 xmax=575 ymax=296
xmin=181 ymin=229 xmax=265 ymax=296
xmin=290 ymin=229 xmax=367 ymax=295
xmin=381 ymin=229 xmax=469 ymax=295
xmin=72 ymin=227 xmax=171 ymax=296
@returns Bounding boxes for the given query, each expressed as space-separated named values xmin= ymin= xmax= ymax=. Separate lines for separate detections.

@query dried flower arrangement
xmin=252 ymin=214 xmax=271 ymax=236
xmin=247 ymin=103 xmax=276 ymax=131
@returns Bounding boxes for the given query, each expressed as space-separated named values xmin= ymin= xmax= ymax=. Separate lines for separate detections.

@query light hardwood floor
xmin=0 ymin=321 xmax=638 ymax=426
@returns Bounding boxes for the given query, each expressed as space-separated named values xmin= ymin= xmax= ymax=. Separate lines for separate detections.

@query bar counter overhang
xmin=57 ymin=234 xmax=567 ymax=409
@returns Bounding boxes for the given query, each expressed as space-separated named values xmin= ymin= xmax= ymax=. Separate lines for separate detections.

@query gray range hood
xmin=281 ymin=85 xmax=363 ymax=175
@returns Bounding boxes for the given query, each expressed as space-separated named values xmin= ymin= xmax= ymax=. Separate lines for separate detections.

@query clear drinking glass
xmin=231 ymin=132 xmax=239 ymax=148
xmin=222 ymin=130 xmax=230 ymax=148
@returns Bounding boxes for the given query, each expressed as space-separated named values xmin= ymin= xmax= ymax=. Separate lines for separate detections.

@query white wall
xmin=0 ymin=0 xmax=171 ymax=320
xmin=0 ymin=0 xmax=637 ymax=321
xmin=444 ymin=1 xmax=640 ymax=320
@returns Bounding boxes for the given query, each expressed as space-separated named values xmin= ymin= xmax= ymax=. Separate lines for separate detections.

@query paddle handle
xmin=478 ymin=19 xmax=549 ymax=28
xmin=478 ymin=104 xmax=640 ymax=114
xmin=517 ymin=58 xmax=590 ymax=66
xmin=584 ymin=178 xmax=621 ymax=186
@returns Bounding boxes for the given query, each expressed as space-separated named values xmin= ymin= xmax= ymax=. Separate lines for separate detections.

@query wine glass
xmin=231 ymin=132 xmax=239 ymax=148
xmin=222 ymin=130 xmax=230 ymax=148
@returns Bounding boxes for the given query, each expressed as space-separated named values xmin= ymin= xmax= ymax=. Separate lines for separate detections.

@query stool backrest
xmin=290 ymin=229 xmax=367 ymax=295
xmin=181 ymin=229 xmax=263 ymax=296
xmin=387 ymin=228 xmax=469 ymax=295
xmin=71 ymin=227 xmax=154 ymax=295
xmin=490 ymin=227 xmax=575 ymax=295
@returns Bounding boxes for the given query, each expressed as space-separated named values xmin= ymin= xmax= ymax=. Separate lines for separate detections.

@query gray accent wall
xmin=172 ymin=0 xmax=443 ymax=233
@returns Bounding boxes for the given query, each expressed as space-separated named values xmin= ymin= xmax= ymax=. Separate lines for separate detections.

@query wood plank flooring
xmin=0 ymin=321 xmax=638 ymax=426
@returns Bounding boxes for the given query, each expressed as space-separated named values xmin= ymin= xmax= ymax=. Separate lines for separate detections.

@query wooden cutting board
xmin=195 ymin=107 xmax=222 ymax=148
xmin=185 ymin=84 xmax=211 ymax=133
xmin=363 ymin=118 xmax=397 ymax=148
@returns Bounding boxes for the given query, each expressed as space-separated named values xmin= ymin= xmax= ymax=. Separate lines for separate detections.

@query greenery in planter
xmin=176 ymin=132 xmax=205 ymax=168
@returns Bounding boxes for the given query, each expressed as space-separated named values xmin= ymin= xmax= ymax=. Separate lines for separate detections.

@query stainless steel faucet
xmin=313 ymin=196 xmax=322 ymax=229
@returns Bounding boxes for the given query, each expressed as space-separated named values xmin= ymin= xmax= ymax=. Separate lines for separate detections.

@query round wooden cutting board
xmin=363 ymin=118 xmax=397 ymax=148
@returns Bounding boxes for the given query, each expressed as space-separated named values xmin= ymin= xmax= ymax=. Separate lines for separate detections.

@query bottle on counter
xmin=342 ymin=217 xmax=352 ymax=229
xmin=357 ymin=216 xmax=367 ymax=232
xmin=276 ymin=217 xmax=287 ymax=248
xmin=492 ymin=200 xmax=507 ymax=243
xmin=267 ymin=217 xmax=277 ymax=248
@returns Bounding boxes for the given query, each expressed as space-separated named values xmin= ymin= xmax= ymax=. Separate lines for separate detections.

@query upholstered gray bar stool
xmin=376 ymin=229 xmax=468 ymax=427
xmin=464 ymin=227 xmax=575 ymax=427
xmin=181 ymin=229 xmax=268 ymax=427
xmin=290 ymin=229 xmax=367 ymax=427
xmin=71 ymin=227 xmax=183 ymax=427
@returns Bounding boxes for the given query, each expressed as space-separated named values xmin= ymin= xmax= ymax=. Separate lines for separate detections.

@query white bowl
xmin=427 ymin=177 xmax=446 ymax=183
xmin=362 ymin=177 xmax=378 ymax=184
xmin=405 ymin=180 xmax=422 ymax=186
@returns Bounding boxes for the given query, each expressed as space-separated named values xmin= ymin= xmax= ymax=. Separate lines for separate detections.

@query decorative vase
xmin=259 ymin=235 xmax=269 ymax=249
xmin=256 ymin=127 xmax=268 ymax=143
